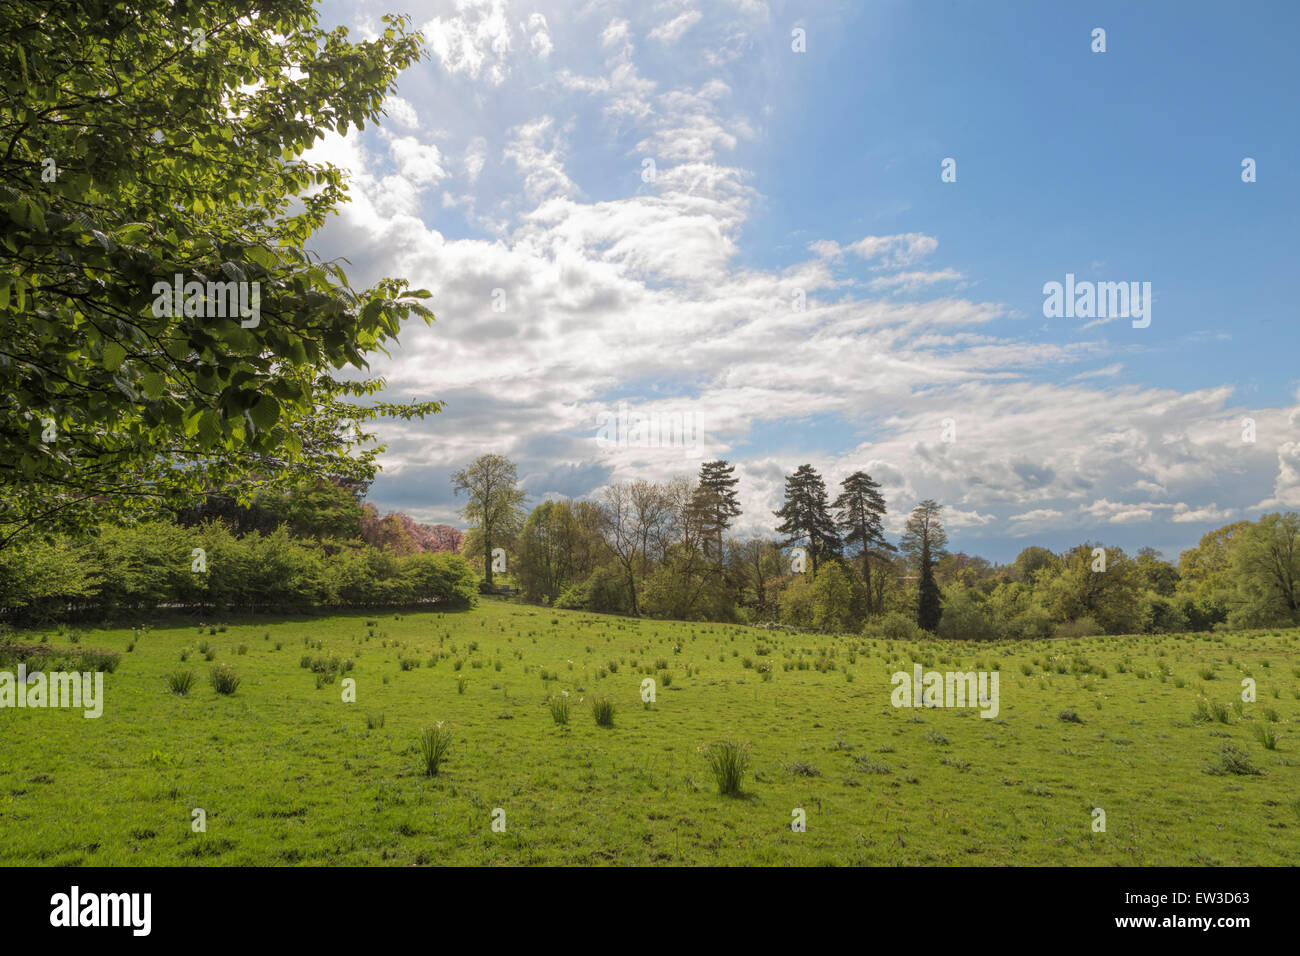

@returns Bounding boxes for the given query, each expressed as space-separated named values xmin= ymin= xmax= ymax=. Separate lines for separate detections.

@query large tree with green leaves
xmin=773 ymin=463 xmax=840 ymax=574
xmin=899 ymin=499 xmax=947 ymax=632
xmin=1229 ymin=512 xmax=1300 ymax=626
xmin=451 ymin=454 xmax=526 ymax=587
xmin=0 ymin=1 xmax=440 ymax=551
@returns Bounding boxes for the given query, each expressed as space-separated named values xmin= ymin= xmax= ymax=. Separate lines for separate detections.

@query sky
xmin=305 ymin=0 xmax=1300 ymax=564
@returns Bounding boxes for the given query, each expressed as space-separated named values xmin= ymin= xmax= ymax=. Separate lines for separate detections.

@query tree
xmin=516 ymin=500 xmax=578 ymax=604
xmin=1013 ymin=546 xmax=1057 ymax=584
xmin=451 ymin=454 xmax=526 ymax=587
xmin=1135 ymin=546 xmax=1179 ymax=597
xmin=730 ymin=538 xmax=784 ymax=618
xmin=900 ymin=500 xmax=947 ymax=632
xmin=1042 ymin=543 xmax=1142 ymax=635
xmin=691 ymin=460 xmax=742 ymax=562
xmin=1230 ymin=513 xmax=1300 ymax=626
xmin=832 ymin=471 xmax=894 ymax=614
xmin=811 ymin=561 xmax=854 ymax=632
xmin=596 ymin=480 xmax=669 ymax=615
xmin=773 ymin=464 xmax=840 ymax=573
xmin=0 ymin=2 xmax=441 ymax=551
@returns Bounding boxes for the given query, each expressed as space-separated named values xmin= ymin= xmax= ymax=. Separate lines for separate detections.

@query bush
xmin=861 ymin=611 xmax=924 ymax=642
xmin=1054 ymin=617 xmax=1103 ymax=639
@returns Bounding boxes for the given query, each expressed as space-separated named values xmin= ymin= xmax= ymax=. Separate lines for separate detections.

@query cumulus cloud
xmin=294 ymin=0 xmax=1292 ymax=558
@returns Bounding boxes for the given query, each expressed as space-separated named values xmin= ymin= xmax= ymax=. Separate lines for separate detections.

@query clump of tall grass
xmin=208 ymin=664 xmax=241 ymax=695
xmin=548 ymin=694 xmax=570 ymax=725
xmin=1193 ymin=697 xmax=1231 ymax=724
xmin=1251 ymin=723 xmax=1279 ymax=751
xmin=704 ymin=739 xmax=751 ymax=795
xmin=366 ymin=713 xmax=385 ymax=730
xmin=457 ymin=675 xmax=468 ymax=694
xmin=591 ymin=696 xmax=615 ymax=726
xmin=165 ymin=670 xmax=196 ymax=696
xmin=418 ymin=723 xmax=452 ymax=776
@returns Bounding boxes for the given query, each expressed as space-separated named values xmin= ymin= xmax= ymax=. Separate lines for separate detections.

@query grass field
xmin=2 ymin=599 xmax=1297 ymax=865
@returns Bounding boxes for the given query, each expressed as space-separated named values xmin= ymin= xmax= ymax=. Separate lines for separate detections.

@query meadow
xmin=1 ymin=599 xmax=1297 ymax=866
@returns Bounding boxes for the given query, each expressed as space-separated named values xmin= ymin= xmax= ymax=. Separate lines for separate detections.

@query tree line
xmin=0 ymin=480 xmax=477 ymax=622
xmin=451 ymin=454 xmax=1300 ymax=639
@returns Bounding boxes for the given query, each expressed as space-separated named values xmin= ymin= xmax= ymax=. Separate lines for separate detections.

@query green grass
xmin=1 ymin=600 xmax=1297 ymax=865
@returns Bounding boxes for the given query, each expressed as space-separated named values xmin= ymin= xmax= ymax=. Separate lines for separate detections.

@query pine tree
xmin=900 ymin=500 xmax=947 ymax=632
xmin=691 ymin=460 xmax=742 ymax=562
xmin=832 ymin=471 xmax=896 ymax=614
xmin=773 ymin=464 xmax=841 ymax=573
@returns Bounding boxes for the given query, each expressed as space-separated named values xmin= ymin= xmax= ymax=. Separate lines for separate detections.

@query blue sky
xmin=309 ymin=0 xmax=1300 ymax=563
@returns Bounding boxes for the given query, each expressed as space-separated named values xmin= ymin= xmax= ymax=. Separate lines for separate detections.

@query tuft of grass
xmin=1251 ymin=722 xmax=1279 ymax=751
xmin=591 ymin=696 xmax=615 ymax=727
xmin=418 ymin=723 xmax=452 ymax=776
xmin=548 ymin=694 xmax=570 ymax=725
xmin=784 ymin=761 xmax=821 ymax=777
xmin=704 ymin=739 xmax=751 ymax=795
xmin=1205 ymin=744 xmax=1262 ymax=776
xmin=208 ymin=664 xmax=241 ymax=696
xmin=165 ymin=670 xmax=196 ymax=696
xmin=456 ymin=675 xmax=468 ymax=694
xmin=1058 ymin=709 xmax=1084 ymax=724
xmin=366 ymin=713 xmax=385 ymax=730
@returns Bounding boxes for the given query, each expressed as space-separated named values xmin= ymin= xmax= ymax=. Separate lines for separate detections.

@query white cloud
xmin=294 ymin=2 xmax=1291 ymax=550
xmin=650 ymin=10 xmax=703 ymax=45
xmin=383 ymin=96 xmax=420 ymax=130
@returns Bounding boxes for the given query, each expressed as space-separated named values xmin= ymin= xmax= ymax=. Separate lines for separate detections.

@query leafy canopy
xmin=0 ymin=0 xmax=440 ymax=548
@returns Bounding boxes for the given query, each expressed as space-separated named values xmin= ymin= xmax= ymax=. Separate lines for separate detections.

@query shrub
xmin=165 ymin=670 xmax=196 ymax=696
xmin=861 ymin=611 xmax=924 ymax=642
xmin=418 ymin=723 xmax=452 ymax=776
xmin=208 ymin=664 xmax=241 ymax=695
xmin=1054 ymin=617 xmax=1103 ymax=639
xmin=1058 ymin=709 xmax=1084 ymax=724
xmin=704 ymin=739 xmax=751 ymax=795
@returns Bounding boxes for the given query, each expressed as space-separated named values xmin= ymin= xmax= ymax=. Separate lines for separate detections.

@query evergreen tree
xmin=900 ymin=500 xmax=947 ymax=632
xmin=773 ymin=464 xmax=841 ymax=573
xmin=832 ymin=471 xmax=895 ymax=614
xmin=692 ymin=460 xmax=742 ymax=561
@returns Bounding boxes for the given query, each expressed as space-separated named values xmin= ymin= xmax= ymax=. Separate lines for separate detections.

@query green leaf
xmin=102 ymin=341 xmax=126 ymax=371
xmin=248 ymin=395 xmax=280 ymax=430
